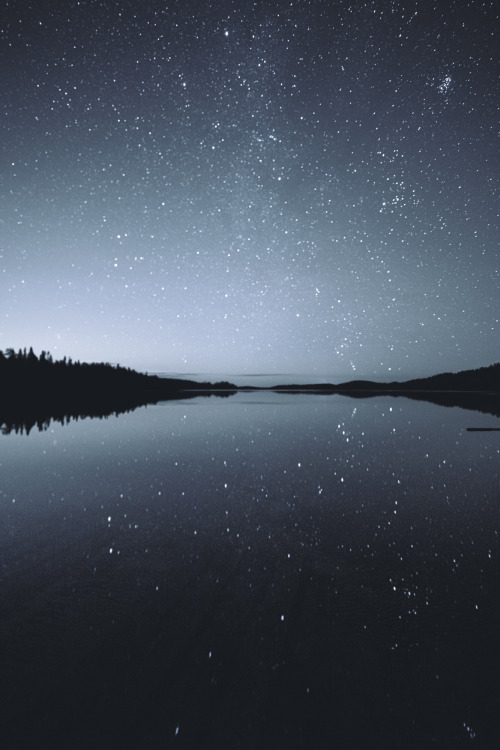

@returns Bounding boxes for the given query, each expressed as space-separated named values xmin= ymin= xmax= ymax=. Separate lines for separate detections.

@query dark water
xmin=1 ymin=392 xmax=499 ymax=749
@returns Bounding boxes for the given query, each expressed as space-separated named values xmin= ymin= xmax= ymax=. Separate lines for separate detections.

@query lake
xmin=1 ymin=391 xmax=499 ymax=749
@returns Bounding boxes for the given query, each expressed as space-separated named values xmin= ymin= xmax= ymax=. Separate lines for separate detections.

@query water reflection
xmin=2 ymin=387 xmax=500 ymax=437
xmin=1 ymin=392 xmax=499 ymax=748
xmin=0 ymin=389 xmax=233 ymax=435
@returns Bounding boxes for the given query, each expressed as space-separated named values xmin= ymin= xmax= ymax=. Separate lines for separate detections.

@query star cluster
xmin=1 ymin=0 xmax=498 ymax=378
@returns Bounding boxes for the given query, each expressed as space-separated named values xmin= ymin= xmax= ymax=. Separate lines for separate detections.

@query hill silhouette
xmin=266 ymin=362 xmax=500 ymax=393
xmin=264 ymin=363 xmax=500 ymax=418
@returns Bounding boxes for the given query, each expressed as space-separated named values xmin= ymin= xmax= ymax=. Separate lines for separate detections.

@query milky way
xmin=1 ymin=0 xmax=498 ymax=379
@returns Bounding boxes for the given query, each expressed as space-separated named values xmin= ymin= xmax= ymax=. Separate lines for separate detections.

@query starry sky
xmin=1 ymin=0 xmax=498 ymax=381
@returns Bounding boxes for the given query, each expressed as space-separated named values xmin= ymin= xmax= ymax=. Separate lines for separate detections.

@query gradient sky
xmin=1 ymin=0 xmax=498 ymax=380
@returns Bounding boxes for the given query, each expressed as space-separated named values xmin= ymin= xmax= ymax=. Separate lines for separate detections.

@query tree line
xmin=0 ymin=347 xmax=235 ymax=401
xmin=0 ymin=348 xmax=235 ymax=434
xmin=0 ymin=346 xmax=162 ymax=396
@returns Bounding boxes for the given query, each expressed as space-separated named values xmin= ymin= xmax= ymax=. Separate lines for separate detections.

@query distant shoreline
xmin=1 ymin=349 xmax=499 ymax=433
xmin=239 ymin=386 xmax=500 ymax=394
xmin=1 ymin=348 xmax=498 ymax=394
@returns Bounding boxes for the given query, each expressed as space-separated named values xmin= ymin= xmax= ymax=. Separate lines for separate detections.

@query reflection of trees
xmin=0 ymin=390 xmax=235 ymax=436
xmin=334 ymin=389 xmax=500 ymax=419
xmin=270 ymin=388 xmax=500 ymax=418
xmin=0 ymin=348 xmax=236 ymax=435
xmin=1 ymin=403 xmax=139 ymax=436
xmin=396 ymin=390 xmax=500 ymax=419
xmin=0 ymin=392 xmax=219 ymax=435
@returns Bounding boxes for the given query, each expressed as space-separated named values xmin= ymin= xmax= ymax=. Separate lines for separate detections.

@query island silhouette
xmin=1 ymin=347 xmax=499 ymax=434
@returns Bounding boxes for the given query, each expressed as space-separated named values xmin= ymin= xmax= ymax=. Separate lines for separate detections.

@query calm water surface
xmin=1 ymin=392 xmax=499 ymax=748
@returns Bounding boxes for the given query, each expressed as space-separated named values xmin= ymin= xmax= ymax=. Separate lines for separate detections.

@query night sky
xmin=1 ymin=0 xmax=498 ymax=380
